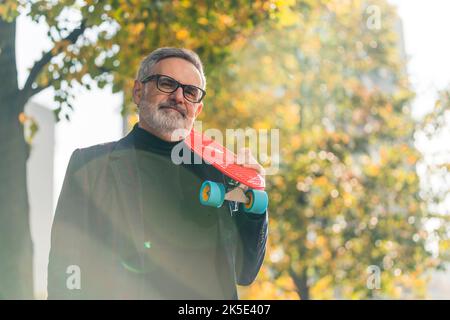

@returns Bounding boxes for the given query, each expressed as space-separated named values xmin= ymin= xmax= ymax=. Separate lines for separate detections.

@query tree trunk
xmin=290 ymin=267 xmax=310 ymax=300
xmin=0 ymin=18 xmax=34 ymax=299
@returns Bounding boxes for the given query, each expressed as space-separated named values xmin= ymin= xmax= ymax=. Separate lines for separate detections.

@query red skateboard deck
xmin=185 ymin=129 xmax=265 ymax=190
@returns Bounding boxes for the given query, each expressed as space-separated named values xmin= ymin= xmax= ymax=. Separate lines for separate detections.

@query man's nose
xmin=170 ymin=87 xmax=185 ymax=104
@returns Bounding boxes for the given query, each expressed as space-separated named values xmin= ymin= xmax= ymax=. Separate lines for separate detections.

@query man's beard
xmin=140 ymin=101 xmax=191 ymax=137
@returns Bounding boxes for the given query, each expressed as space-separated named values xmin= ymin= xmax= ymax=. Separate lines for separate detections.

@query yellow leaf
xmin=197 ymin=17 xmax=208 ymax=25
xmin=130 ymin=22 xmax=144 ymax=36
xmin=18 ymin=112 xmax=27 ymax=124
xmin=176 ymin=28 xmax=189 ymax=40
xmin=277 ymin=8 xmax=299 ymax=27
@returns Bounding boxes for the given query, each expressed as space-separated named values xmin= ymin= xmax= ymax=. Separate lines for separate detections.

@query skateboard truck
xmin=225 ymin=183 xmax=250 ymax=214
xmin=224 ymin=184 xmax=249 ymax=203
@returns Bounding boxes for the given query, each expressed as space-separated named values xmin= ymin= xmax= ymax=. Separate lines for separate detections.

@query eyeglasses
xmin=141 ymin=74 xmax=206 ymax=103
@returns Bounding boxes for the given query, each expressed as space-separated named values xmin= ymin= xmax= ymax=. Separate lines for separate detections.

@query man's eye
xmin=184 ymin=86 xmax=198 ymax=98
xmin=159 ymin=78 xmax=177 ymax=89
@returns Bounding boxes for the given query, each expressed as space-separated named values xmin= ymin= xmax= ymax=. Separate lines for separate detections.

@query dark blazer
xmin=47 ymin=130 xmax=268 ymax=299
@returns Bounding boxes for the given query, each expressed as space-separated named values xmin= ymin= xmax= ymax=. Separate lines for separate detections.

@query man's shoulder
xmin=79 ymin=141 xmax=117 ymax=157
xmin=75 ymin=140 xmax=114 ymax=159
xmin=65 ymin=140 xmax=125 ymax=187
xmin=73 ymin=139 xmax=122 ymax=169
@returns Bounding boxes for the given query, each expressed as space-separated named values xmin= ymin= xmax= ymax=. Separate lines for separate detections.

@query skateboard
xmin=184 ymin=129 xmax=268 ymax=214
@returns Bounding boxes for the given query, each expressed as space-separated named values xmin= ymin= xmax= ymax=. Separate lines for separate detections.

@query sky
xmin=15 ymin=1 xmax=450 ymax=209
xmin=389 ymin=0 xmax=450 ymax=118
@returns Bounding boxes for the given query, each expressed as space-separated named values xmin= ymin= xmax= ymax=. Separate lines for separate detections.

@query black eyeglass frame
xmin=141 ymin=74 xmax=206 ymax=103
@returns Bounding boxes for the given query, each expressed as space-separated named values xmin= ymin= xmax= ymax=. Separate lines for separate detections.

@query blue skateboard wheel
xmin=242 ymin=189 xmax=268 ymax=214
xmin=199 ymin=181 xmax=226 ymax=208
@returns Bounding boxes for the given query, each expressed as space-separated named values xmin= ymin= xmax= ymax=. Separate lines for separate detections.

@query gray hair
xmin=136 ymin=47 xmax=206 ymax=89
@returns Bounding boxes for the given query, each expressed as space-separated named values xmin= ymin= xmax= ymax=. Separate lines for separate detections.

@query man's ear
xmin=132 ymin=80 xmax=142 ymax=106
xmin=194 ymin=102 xmax=203 ymax=118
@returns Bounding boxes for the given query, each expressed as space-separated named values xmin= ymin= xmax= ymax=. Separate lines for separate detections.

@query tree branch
xmin=30 ymin=81 xmax=54 ymax=98
xmin=21 ymin=20 xmax=86 ymax=101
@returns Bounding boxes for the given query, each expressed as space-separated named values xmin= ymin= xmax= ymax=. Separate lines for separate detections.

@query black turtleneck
xmin=133 ymin=124 xmax=181 ymax=155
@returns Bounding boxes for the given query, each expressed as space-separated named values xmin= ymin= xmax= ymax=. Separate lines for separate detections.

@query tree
xmin=0 ymin=0 xmax=281 ymax=298
xmin=197 ymin=0 xmax=450 ymax=299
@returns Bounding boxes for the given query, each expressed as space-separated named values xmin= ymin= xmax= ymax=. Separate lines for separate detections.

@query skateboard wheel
xmin=242 ymin=189 xmax=268 ymax=214
xmin=199 ymin=181 xmax=225 ymax=208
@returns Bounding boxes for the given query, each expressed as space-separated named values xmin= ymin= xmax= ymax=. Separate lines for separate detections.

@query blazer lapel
xmin=109 ymin=133 xmax=146 ymax=252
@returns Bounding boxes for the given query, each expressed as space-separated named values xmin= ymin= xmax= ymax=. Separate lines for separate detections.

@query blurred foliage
xmin=415 ymin=90 xmax=450 ymax=260
xmin=419 ymin=90 xmax=450 ymax=140
xmin=1 ymin=0 xmax=286 ymax=121
xmin=197 ymin=0 xmax=450 ymax=299
xmin=2 ymin=0 xmax=450 ymax=299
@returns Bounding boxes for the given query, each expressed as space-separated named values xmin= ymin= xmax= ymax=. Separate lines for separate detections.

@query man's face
xmin=133 ymin=57 xmax=204 ymax=141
